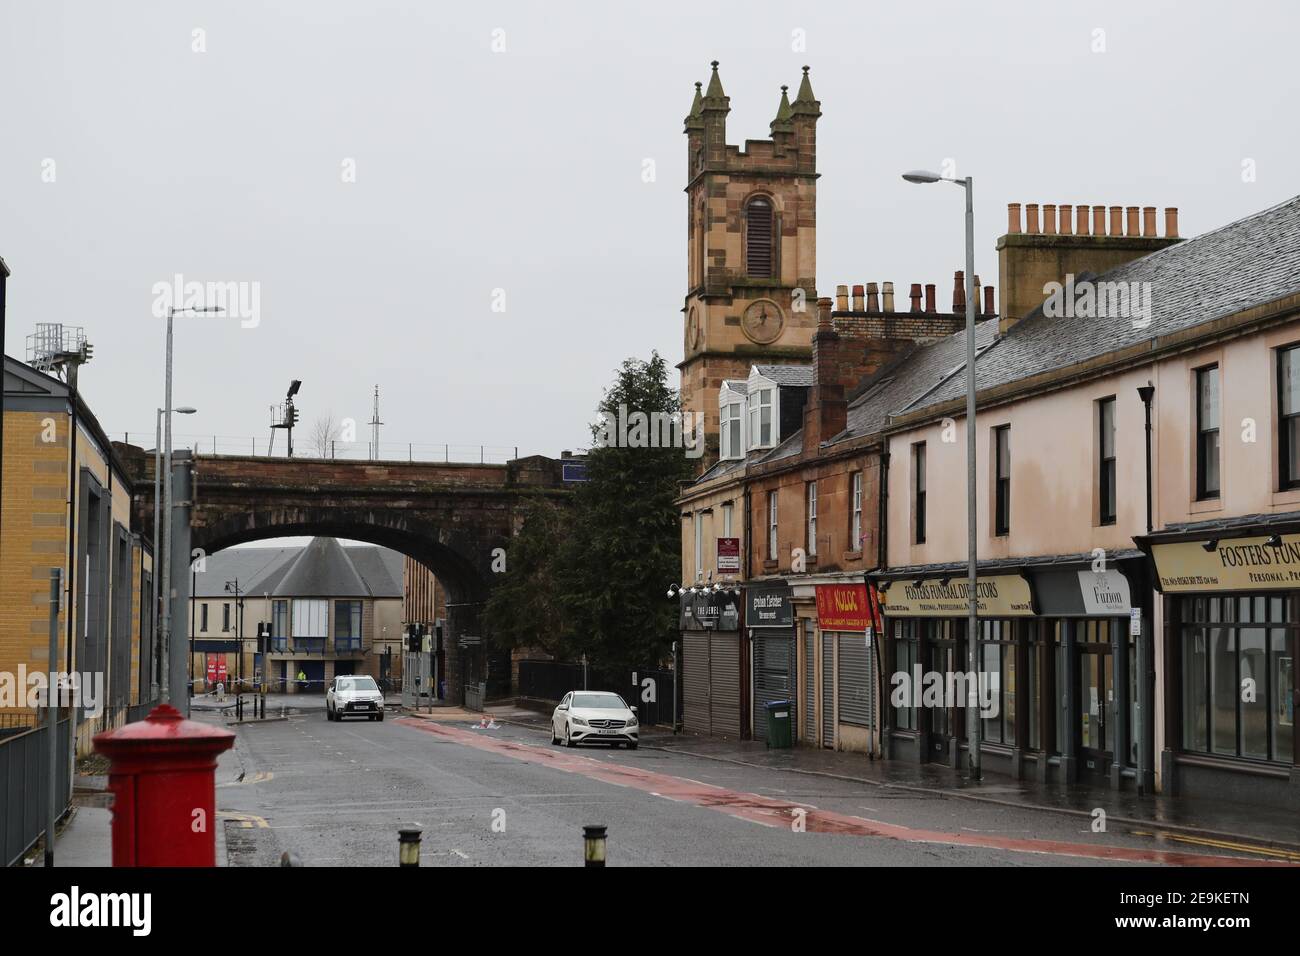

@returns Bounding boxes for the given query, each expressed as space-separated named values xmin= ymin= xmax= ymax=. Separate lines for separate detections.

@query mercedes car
xmin=550 ymin=691 xmax=639 ymax=748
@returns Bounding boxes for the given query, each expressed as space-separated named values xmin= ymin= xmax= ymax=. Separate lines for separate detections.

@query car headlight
xmin=572 ymin=716 xmax=588 ymax=727
xmin=628 ymin=714 xmax=638 ymax=726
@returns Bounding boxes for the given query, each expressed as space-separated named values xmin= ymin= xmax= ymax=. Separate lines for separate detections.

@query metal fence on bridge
xmin=2 ymin=716 xmax=72 ymax=867
xmin=516 ymin=661 xmax=679 ymax=726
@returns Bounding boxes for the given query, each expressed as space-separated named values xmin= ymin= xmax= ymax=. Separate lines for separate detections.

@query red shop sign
xmin=815 ymin=583 xmax=871 ymax=631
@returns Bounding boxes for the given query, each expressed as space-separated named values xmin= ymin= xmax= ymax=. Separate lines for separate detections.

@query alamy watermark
xmin=595 ymin=404 xmax=705 ymax=459
xmin=0 ymin=666 xmax=104 ymax=717
xmin=890 ymin=666 xmax=999 ymax=718
xmin=151 ymin=273 xmax=261 ymax=328
xmin=1043 ymin=274 xmax=1152 ymax=329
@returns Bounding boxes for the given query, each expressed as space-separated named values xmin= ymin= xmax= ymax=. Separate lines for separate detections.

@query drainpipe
xmin=742 ymin=485 xmax=753 ymax=738
xmin=1136 ymin=382 xmax=1156 ymax=795
xmin=63 ymin=374 xmax=79 ymax=793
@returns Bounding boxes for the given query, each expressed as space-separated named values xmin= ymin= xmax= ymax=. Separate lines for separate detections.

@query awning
xmin=1135 ymin=513 xmax=1300 ymax=593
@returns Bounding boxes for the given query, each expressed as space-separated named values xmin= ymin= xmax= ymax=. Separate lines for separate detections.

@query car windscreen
xmin=571 ymin=694 xmax=626 ymax=709
xmin=339 ymin=678 xmax=378 ymax=692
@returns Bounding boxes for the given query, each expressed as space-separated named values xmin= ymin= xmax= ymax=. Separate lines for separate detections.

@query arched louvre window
xmin=746 ymin=197 xmax=774 ymax=278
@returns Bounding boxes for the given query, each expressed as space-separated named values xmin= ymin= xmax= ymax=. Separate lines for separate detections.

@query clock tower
xmin=680 ymin=62 xmax=821 ymax=463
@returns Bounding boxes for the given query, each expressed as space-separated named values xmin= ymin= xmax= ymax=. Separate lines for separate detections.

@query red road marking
xmin=395 ymin=718 xmax=1290 ymax=867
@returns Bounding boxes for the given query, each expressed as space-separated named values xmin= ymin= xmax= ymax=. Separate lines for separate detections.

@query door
xmin=683 ymin=632 xmax=711 ymax=735
xmin=1079 ymin=646 xmax=1113 ymax=774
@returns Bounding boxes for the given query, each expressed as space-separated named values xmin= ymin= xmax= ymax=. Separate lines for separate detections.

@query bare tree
xmin=310 ymin=413 xmax=340 ymax=458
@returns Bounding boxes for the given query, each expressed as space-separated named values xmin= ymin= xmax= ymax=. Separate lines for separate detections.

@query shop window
xmin=1195 ymin=366 xmax=1220 ymax=499
xmin=893 ymin=619 xmax=919 ymax=731
xmin=979 ymin=620 xmax=1015 ymax=746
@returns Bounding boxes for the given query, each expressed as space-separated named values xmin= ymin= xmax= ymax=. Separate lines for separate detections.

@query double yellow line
xmin=1131 ymin=828 xmax=1300 ymax=862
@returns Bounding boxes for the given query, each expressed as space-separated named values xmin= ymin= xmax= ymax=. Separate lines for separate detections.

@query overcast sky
xmin=2 ymin=0 xmax=1295 ymax=464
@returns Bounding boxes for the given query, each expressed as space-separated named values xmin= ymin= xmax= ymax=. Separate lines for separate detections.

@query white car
xmin=551 ymin=691 xmax=639 ymax=749
xmin=327 ymin=675 xmax=385 ymax=722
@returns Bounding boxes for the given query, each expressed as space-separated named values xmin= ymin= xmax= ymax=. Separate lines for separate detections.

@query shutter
xmin=822 ymin=635 xmax=835 ymax=747
xmin=710 ymin=633 xmax=741 ymax=738
xmin=683 ymin=632 xmax=710 ymax=735
xmin=803 ymin=631 xmax=816 ymax=741
xmin=746 ymin=199 xmax=773 ymax=278
xmin=752 ymin=632 xmax=794 ymax=741
xmin=838 ymin=632 xmax=873 ymax=727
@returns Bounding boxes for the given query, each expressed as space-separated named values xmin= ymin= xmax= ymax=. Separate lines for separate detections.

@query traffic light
xmin=407 ymin=624 xmax=423 ymax=653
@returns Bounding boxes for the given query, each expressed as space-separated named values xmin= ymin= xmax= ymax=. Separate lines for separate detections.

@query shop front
xmin=813 ymin=582 xmax=878 ymax=754
xmin=679 ymin=589 xmax=743 ymax=739
xmin=872 ymin=559 xmax=1151 ymax=790
xmin=747 ymin=583 xmax=795 ymax=743
xmin=1138 ymin=520 xmax=1300 ymax=810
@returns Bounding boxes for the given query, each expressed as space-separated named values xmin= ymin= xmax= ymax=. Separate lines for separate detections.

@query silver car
xmin=327 ymin=675 xmax=385 ymax=721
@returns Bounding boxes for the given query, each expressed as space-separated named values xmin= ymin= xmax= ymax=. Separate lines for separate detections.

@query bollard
xmin=399 ymin=827 xmax=422 ymax=867
xmin=583 ymin=825 xmax=607 ymax=867
xmin=280 ymin=851 xmax=300 ymax=867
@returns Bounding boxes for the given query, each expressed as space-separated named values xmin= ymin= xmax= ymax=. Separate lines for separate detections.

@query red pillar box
xmin=93 ymin=704 xmax=236 ymax=867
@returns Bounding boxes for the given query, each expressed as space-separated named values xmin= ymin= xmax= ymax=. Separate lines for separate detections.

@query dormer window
xmin=748 ymin=387 xmax=775 ymax=449
xmin=720 ymin=400 xmax=744 ymax=460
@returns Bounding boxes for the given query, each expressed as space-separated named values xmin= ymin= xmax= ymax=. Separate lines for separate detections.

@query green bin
xmin=765 ymin=699 xmax=793 ymax=749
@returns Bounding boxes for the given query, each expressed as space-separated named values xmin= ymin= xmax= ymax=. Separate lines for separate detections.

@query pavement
xmin=31 ymin=698 xmax=1300 ymax=866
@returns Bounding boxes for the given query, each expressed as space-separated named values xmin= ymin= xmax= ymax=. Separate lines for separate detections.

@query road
xmin=208 ymin=704 xmax=1286 ymax=867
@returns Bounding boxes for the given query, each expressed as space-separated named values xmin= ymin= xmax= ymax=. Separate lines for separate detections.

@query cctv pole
xmin=962 ymin=176 xmax=982 ymax=781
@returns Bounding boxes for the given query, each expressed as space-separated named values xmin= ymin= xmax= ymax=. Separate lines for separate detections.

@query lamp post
xmin=902 ymin=169 xmax=981 ymax=779
xmin=160 ymin=306 xmax=222 ymax=704
xmin=225 ymin=579 xmax=243 ymax=693
xmin=153 ymin=404 xmax=195 ymax=700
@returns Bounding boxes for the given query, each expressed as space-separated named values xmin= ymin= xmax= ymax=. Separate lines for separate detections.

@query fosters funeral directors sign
xmin=880 ymin=574 xmax=1035 ymax=617
xmin=1152 ymin=535 xmax=1300 ymax=592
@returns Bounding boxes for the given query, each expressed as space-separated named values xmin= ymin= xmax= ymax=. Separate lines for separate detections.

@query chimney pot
xmin=1059 ymin=204 xmax=1073 ymax=235
xmin=836 ymin=284 xmax=849 ymax=312
xmin=909 ymin=283 xmax=923 ymax=312
xmin=1165 ymin=207 xmax=1179 ymax=239
xmin=1042 ymin=204 xmax=1057 ymax=235
xmin=1007 ymin=202 xmax=1022 ymax=234
xmin=851 ymin=284 xmax=865 ymax=311
xmin=865 ymin=282 xmax=880 ymax=313
xmin=1093 ymin=205 xmax=1106 ymax=236
xmin=1126 ymin=206 xmax=1140 ymax=237
xmin=952 ymin=271 xmax=966 ymax=313
xmin=1142 ymin=206 xmax=1157 ymax=237
xmin=1026 ymin=203 xmax=1040 ymax=234
xmin=924 ymin=283 xmax=937 ymax=313
xmin=1109 ymin=205 xmax=1123 ymax=237
xmin=882 ymin=281 xmax=895 ymax=313
xmin=1076 ymin=204 xmax=1089 ymax=236
xmin=983 ymin=284 xmax=995 ymax=316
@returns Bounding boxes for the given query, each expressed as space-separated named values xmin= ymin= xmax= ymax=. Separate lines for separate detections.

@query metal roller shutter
xmin=838 ymin=632 xmax=873 ymax=728
xmin=752 ymin=632 xmax=794 ymax=742
xmin=710 ymin=633 xmax=741 ymax=738
xmin=822 ymin=636 xmax=835 ymax=747
xmin=803 ymin=631 xmax=816 ymax=742
xmin=683 ymin=633 xmax=710 ymax=735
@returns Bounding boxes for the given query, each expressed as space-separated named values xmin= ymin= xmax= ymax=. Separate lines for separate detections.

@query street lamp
xmin=153 ymin=405 xmax=195 ymax=698
xmin=902 ymin=167 xmax=981 ymax=779
xmin=160 ymin=305 xmax=222 ymax=704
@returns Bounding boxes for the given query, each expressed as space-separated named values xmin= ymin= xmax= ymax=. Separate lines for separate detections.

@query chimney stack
xmin=803 ymin=296 xmax=848 ymax=456
xmin=909 ymin=283 xmax=923 ymax=312
xmin=983 ymin=284 xmax=995 ymax=316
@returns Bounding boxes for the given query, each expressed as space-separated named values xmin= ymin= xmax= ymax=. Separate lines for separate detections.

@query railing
xmin=517 ymin=660 xmax=679 ymax=726
xmin=334 ymin=637 xmax=361 ymax=653
xmin=1 ymin=716 xmax=72 ymax=867
xmin=117 ymin=432 xmax=522 ymax=464
xmin=463 ymin=682 xmax=486 ymax=712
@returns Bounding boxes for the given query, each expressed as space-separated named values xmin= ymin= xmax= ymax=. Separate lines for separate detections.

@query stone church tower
xmin=679 ymin=62 xmax=820 ymax=462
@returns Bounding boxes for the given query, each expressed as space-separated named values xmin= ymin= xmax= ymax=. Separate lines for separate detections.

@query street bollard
xmin=583 ymin=825 xmax=607 ymax=867
xmin=399 ymin=827 xmax=422 ymax=867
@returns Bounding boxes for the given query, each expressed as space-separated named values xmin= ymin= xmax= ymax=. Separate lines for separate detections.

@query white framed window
xmin=807 ymin=481 xmax=818 ymax=557
xmin=721 ymin=401 xmax=744 ymax=460
xmin=851 ymin=472 xmax=863 ymax=550
xmin=722 ymin=502 xmax=733 ymax=538
xmin=767 ymin=490 xmax=778 ymax=558
xmin=748 ymin=388 xmax=775 ymax=449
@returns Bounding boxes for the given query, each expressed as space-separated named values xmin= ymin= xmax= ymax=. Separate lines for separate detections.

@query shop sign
xmin=879 ymin=574 xmax=1035 ymax=617
xmin=747 ymin=585 xmax=793 ymax=628
xmin=1151 ymin=535 xmax=1300 ymax=592
xmin=717 ymin=537 xmax=740 ymax=573
xmin=1077 ymin=569 xmax=1132 ymax=614
xmin=679 ymin=590 xmax=740 ymax=631
xmin=815 ymin=583 xmax=871 ymax=630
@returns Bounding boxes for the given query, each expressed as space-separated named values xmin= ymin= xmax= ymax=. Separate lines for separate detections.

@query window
xmin=1196 ymin=366 xmax=1220 ymax=499
xmin=722 ymin=502 xmax=733 ymax=538
xmin=201 ymin=604 xmax=209 ymax=633
xmin=693 ymin=512 xmax=703 ymax=578
xmin=913 ymin=443 xmax=926 ymax=544
xmin=994 ymin=425 xmax=1011 ymax=535
xmin=806 ymin=482 xmax=818 ymax=557
xmin=980 ymin=621 xmax=1016 ymax=746
xmin=334 ymin=600 xmax=362 ymax=652
xmin=1280 ymin=345 xmax=1300 ymax=489
xmin=745 ymin=196 xmax=774 ymax=278
xmin=1180 ymin=596 xmax=1294 ymax=764
xmin=1099 ymin=399 xmax=1116 ymax=524
xmin=292 ymin=599 xmax=328 ymax=654
xmin=767 ymin=491 xmax=778 ymax=559
xmin=222 ymin=603 xmax=231 ymax=632
xmin=850 ymin=472 xmax=863 ymax=551
xmin=893 ymin=620 xmax=920 ymax=731
xmin=271 ymin=599 xmax=289 ymax=652
xmin=748 ymin=388 xmax=774 ymax=449
xmin=721 ymin=401 xmax=744 ymax=460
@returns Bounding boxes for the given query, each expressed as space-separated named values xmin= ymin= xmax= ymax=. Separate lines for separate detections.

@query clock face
xmin=741 ymin=299 xmax=785 ymax=345
xmin=688 ymin=307 xmax=701 ymax=349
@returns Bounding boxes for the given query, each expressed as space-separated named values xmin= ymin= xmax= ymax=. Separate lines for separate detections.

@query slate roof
xmin=720 ymin=379 xmax=748 ymax=396
xmin=915 ymin=194 xmax=1300 ymax=411
xmin=194 ymin=540 xmax=403 ymax=598
xmin=753 ymin=365 xmax=814 ymax=387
